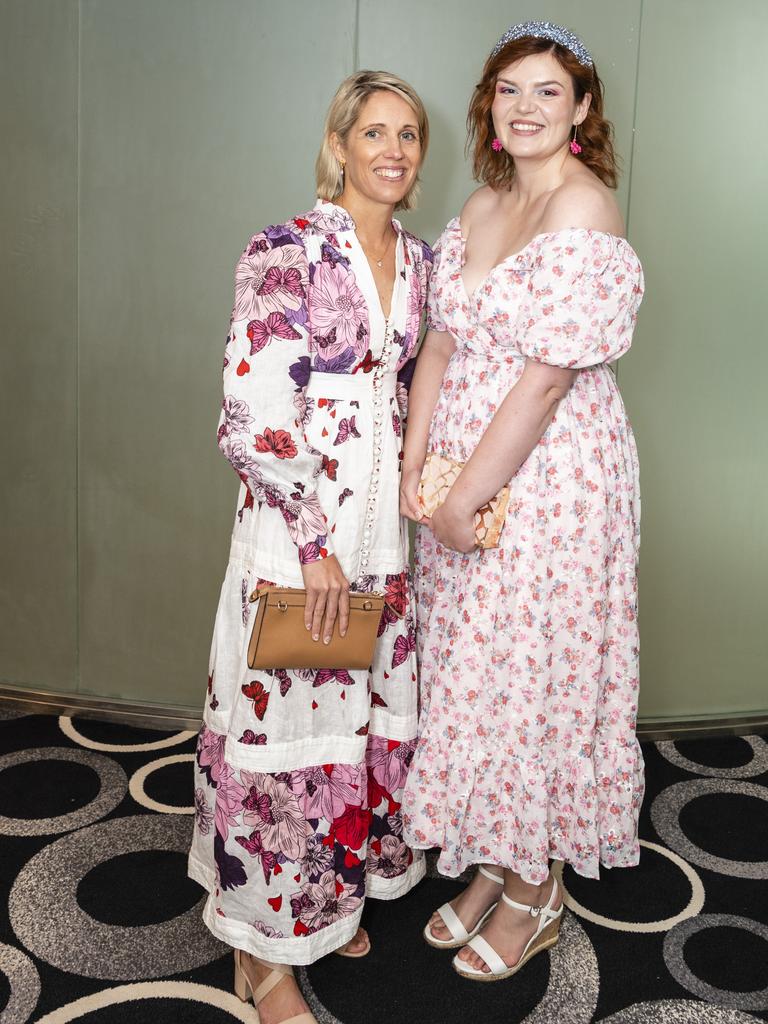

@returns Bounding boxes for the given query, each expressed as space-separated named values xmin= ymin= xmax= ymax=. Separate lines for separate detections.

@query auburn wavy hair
xmin=467 ymin=36 xmax=618 ymax=189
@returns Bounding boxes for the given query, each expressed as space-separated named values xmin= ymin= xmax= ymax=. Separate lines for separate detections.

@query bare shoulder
xmin=459 ymin=185 xmax=497 ymax=235
xmin=541 ymin=176 xmax=624 ymax=236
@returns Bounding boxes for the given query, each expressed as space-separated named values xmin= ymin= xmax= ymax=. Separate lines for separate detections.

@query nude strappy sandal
xmin=423 ymin=865 xmax=504 ymax=949
xmin=233 ymin=948 xmax=317 ymax=1023
xmin=452 ymin=876 xmax=563 ymax=981
xmin=335 ymin=926 xmax=371 ymax=958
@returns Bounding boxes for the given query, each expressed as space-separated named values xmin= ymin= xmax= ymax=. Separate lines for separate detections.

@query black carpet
xmin=1 ymin=706 xmax=766 ymax=1023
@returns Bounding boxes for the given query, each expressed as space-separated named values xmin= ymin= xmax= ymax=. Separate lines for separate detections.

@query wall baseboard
xmin=0 ymin=685 xmax=201 ymax=732
xmin=1 ymin=685 xmax=766 ymax=741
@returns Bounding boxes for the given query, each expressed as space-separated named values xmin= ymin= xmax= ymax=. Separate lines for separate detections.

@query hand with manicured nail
xmin=301 ymin=556 xmax=351 ymax=645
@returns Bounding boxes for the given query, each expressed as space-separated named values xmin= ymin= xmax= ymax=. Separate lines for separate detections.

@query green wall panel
xmin=622 ymin=0 xmax=768 ymax=718
xmin=1 ymin=1 xmax=765 ymax=720
xmin=358 ymin=0 xmax=642 ymax=245
xmin=77 ymin=0 xmax=356 ymax=703
xmin=0 ymin=0 xmax=79 ymax=690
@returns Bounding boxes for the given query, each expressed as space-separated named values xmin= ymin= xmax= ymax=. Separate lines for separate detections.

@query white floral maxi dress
xmin=188 ymin=202 xmax=433 ymax=964
xmin=402 ymin=221 xmax=646 ymax=885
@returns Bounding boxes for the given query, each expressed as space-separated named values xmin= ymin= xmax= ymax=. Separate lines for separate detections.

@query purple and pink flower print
xmin=192 ymin=734 xmax=413 ymax=945
xmin=309 ymin=261 xmax=368 ymax=359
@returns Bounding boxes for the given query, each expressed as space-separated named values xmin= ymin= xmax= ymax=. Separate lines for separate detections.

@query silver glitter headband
xmin=490 ymin=20 xmax=593 ymax=68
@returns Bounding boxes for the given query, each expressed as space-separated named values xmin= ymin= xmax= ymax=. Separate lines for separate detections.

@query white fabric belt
xmin=306 ymin=370 xmax=397 ymax=400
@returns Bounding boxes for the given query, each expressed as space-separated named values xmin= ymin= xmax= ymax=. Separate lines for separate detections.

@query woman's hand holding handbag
xmin=301 ymin=556 xmax=351 ymax=644
xmin=246 ymin=555 xmax=391 ymax=671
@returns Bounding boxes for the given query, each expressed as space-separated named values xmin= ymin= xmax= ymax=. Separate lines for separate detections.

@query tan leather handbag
xmin=247 ymin=587 xmax=386 ymax=670
xmin=417 ymin=451 xmax=510 ymax=549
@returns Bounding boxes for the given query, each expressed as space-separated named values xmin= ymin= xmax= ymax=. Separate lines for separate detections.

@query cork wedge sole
xmin=452 ymin=877 xmax=563 ymax=982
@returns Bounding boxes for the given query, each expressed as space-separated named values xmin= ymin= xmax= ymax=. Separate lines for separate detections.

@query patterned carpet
xmin=0 ymin=706 xmax=766 ymax=1023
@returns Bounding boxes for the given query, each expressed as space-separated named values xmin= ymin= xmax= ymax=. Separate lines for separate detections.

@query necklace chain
xmin=360 ymin=229 xmax=395 ymax=268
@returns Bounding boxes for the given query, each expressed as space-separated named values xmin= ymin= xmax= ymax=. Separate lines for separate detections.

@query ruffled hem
xmin=402 ymin=734 xmax=644 ymax=886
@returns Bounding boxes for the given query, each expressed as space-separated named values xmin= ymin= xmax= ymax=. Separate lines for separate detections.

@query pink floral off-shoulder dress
xmin=402 ymin=220 xmax=646 ymax=885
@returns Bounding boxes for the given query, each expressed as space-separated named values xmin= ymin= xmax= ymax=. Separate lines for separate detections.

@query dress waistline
xmin=306 ymin=370 xmax=397 ymax=400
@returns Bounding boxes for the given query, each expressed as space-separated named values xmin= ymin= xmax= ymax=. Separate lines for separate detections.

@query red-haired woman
xmin=401 ymin=22 xmax=645 ymax=981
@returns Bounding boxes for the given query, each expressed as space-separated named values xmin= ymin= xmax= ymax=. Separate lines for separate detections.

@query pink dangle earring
xmin=491 ymin=137 xmax=503 ymax=152
xmin=569 ymin=126 xmax=582 ymax=155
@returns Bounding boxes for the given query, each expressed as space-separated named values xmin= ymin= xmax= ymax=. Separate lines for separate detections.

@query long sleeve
xmin=217 ymin=228 xmax=332 ymax=564
xmin=515 ymin=230 xmax=644 ymax=369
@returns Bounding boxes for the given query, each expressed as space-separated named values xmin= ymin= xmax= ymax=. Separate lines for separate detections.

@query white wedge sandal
xmin=452 ymin=876 xmax=562 ymax=981
xmin=234 ymin=948 xmax=317 ymax=1023
xmin=423 ymin=865 xmax=504 ymax=949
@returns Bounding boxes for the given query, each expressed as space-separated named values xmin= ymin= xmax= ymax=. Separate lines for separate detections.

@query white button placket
xmin=358 ymin=320 xmax=394 ymax=577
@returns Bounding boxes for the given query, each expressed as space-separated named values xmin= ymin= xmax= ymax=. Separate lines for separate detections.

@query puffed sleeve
xmin=515 ymin=230 xmax=644 ymax=369
xmin=396 ymin=236 xmax=434 ymax=418
xmin=425 ymin=231 xmax=450 ymax=333
xmin=217 ymin=228 xmax=332 ymax=564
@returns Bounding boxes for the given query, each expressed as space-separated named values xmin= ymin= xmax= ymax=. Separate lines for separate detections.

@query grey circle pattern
xmin=0 ymin=942 xmax=41 ymax=1024
xmin=297 ymin=911 xmax=599 ymax=1024
xmin=598 ymin=997 xmax=762 ymax=1022
xmin=520 ymin=912 xmax=599 ymax=1024
xmin=8 ymin=814 xmax=227 ymax=979
xmin=651 ymin=779 xmax=768 ymax=879
xmin=657 ymin=736 xmax=768 ymax=779
xmin=663 ymin=915 xmax=768 ymax=1011
xmin=0 ymin=747 xmax=127 ymax=837
xmin=0 ymin=708 xmax=29 ymax=721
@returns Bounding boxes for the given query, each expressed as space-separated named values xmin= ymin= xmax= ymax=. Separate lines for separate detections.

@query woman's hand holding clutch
xmin=400 ymin=464 xmax=429 ymax=524
xmin=429 ymin=498 xmax=478 ymax=554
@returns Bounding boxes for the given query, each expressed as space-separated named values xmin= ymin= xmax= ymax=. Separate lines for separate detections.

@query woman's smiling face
xmin=491 ymin=51 xmax=590 ymax=159
xmin=333 ymin=90 xmax=422 ymax=208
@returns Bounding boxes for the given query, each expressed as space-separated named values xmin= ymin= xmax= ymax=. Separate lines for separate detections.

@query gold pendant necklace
xmin=362 ymin=230 xmax=394 ymax=269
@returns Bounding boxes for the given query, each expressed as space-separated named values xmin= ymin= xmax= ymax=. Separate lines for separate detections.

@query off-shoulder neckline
xmin=447 ymin=217 xmax=640 ymax=302
xmin=448 ymin=216 xmax=639 ymax=261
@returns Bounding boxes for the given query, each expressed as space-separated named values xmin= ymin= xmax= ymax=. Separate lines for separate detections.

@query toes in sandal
xmin=335 ymin=927 xmax=371 ymax=958
xmin=234 ymin=948 xmax=317 ymax=1023
xmin=424 ymin=865 xmax=503 ymax=949
xmin=452 ymin=877 xmax=562 ymax=981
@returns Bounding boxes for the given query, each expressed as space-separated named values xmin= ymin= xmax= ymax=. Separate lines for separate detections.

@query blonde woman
xmin=188 ymin=71 xmax=432 ymax=1023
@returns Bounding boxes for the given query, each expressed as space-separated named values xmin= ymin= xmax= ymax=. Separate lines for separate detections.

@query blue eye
xmin=402 ymin=131 xmax=417 ymax=142
xmin=365 ymin=129 xmax=379 ymax=139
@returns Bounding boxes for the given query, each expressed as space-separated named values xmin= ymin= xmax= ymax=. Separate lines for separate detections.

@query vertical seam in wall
xmin=617 ymin=0 xmax=645 ymax=385
xmin=75 ymin=0 xmax=82 ymax=690
xmin=353 ymin=0 xmax=360 ymax=70
xmin=624 ymin=0 xmax=645 ymax=240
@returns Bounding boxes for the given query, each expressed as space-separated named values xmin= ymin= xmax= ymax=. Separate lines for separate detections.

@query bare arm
xmin=430 ymin=358 xmax=576 ymax=551
xmin=400 ymin=328 xmax=456 ymax=520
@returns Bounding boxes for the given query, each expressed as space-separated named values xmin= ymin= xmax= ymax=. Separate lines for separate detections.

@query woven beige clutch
xmin=417 ymin=452 xmax=510 ymax=549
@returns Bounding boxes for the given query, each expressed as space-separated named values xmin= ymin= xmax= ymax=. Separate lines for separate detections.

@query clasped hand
xmin=400 ymin=466 xmax=477 ymax=554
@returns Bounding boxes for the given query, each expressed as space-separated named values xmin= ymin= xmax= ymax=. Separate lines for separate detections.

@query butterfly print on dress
xmin=333 ymin=416 xmax=361 ymax=446
xmin=242 ymin=680 xmax=270 ymax=720
xmin=235 ymin=829 xmax=278 ymax=884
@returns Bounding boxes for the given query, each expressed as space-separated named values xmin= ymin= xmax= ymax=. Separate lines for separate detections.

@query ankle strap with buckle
xmin=500 ymin=878 xmax=561 ymax=921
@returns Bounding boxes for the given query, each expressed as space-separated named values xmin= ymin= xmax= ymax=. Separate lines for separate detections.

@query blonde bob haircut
xmin=315 ymin=70 xmax=429 ymax=212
